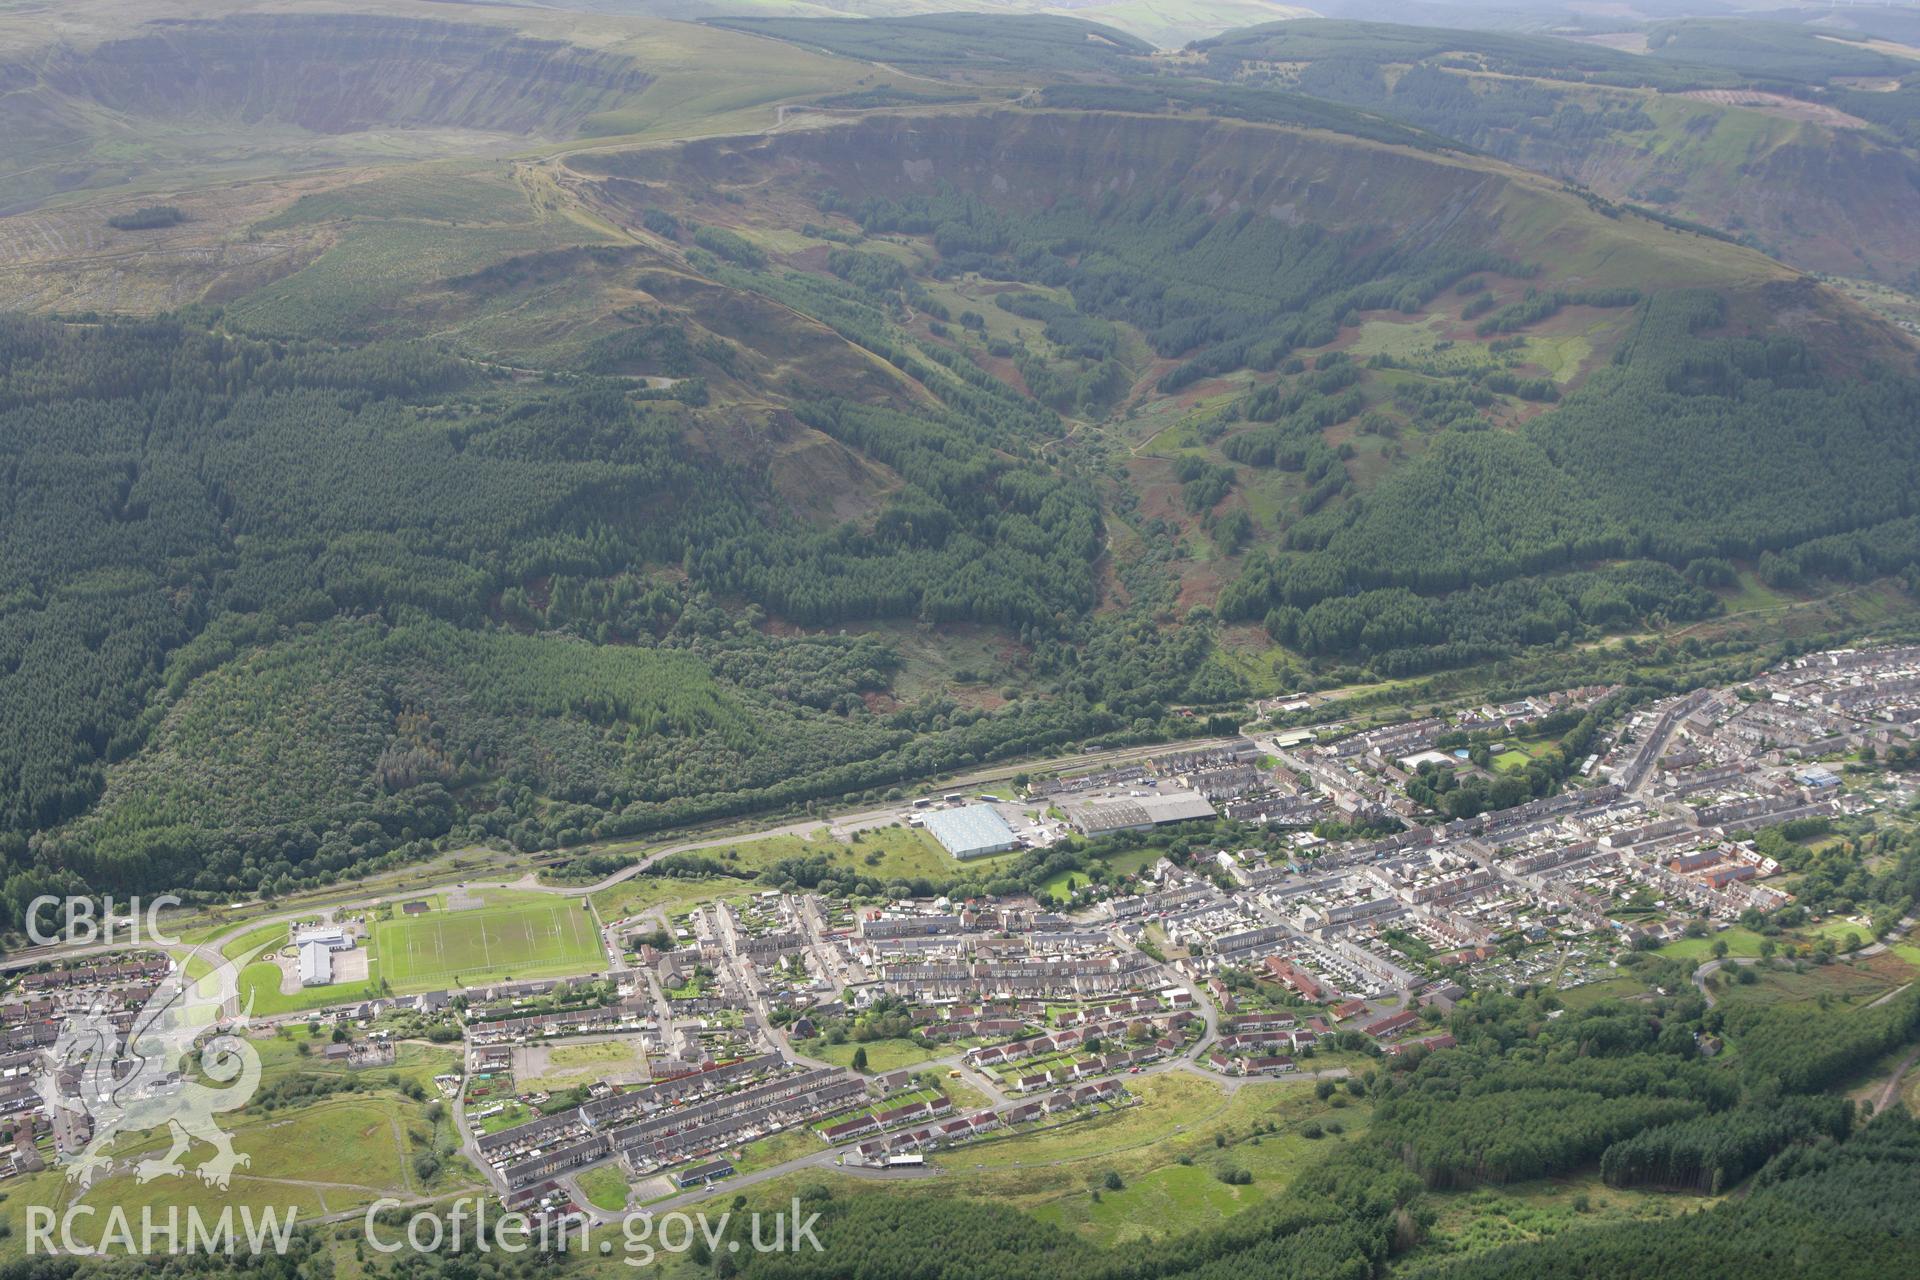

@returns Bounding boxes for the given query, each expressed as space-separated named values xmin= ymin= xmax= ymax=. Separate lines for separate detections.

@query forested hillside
xmin=2 ymin=9 xmax=1920 ymax=1280
xmin=579 ymin=110 xmax=1916 ymax=677
xmin=1227 ymin=289 xmax=1920 ymax=669
xmin=0 ymin=310 xmax=1253 ymax=912
xmin=1 ymin=1 xmax=1917 ymax=915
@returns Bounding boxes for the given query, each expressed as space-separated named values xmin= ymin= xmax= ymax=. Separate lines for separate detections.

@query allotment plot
xmin=374 ymin=898 xmax=603 ymax=992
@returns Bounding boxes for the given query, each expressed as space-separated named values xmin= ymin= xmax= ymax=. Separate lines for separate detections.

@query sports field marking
xmin=373 ymin=898 xmax=604 ymax=992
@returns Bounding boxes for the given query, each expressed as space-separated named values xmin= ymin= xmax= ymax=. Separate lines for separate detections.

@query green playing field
xmin=372 ymin=898 xmax=604 ymax=992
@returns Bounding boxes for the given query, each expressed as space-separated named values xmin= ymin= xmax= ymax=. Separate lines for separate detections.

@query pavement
xmin=0 ymin=734 xmax=1249 ymax=986
xmin=15 ymin=726 xmax=1391 ymax=1217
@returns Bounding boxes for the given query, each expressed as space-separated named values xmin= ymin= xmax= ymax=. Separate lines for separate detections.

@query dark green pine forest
xmin=1 ymin=5 xmax=1920 ymax=1280
xmin=4 ymin=3 xmax=1920 ymax=937
xmin=0 ymin=315 xmax=1241 ymax=915
xmin=8 ymin=164 xmax=1920 ymax=919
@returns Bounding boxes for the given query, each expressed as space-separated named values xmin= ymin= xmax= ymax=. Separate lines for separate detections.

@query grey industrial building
xmin=924 ymin=804 xmax=1020 ymax=859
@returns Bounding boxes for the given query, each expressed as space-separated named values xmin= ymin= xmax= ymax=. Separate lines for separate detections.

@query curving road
xmin=1691 ymin=913 xmax=1917 ymax=1007
xmin=2 ymin=734 xmax=1249 ymax=986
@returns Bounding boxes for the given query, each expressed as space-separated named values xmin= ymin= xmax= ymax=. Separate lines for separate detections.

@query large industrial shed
xmin=924 ymin=804 xmax=1019 ymax=859
xmin=1067 ymin=791 xmax=1217 ymax=838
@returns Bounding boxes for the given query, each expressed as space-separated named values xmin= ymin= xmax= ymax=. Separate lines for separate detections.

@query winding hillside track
xmin=1871 ymin=1043 xmax=1920 ymax=1115
xmin=1690 ymin=955 xmax=1759 ymax=1008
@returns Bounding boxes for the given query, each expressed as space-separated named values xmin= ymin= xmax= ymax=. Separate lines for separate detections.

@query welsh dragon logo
xmin=35 ymin=956 xmax=261 ymax=1189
